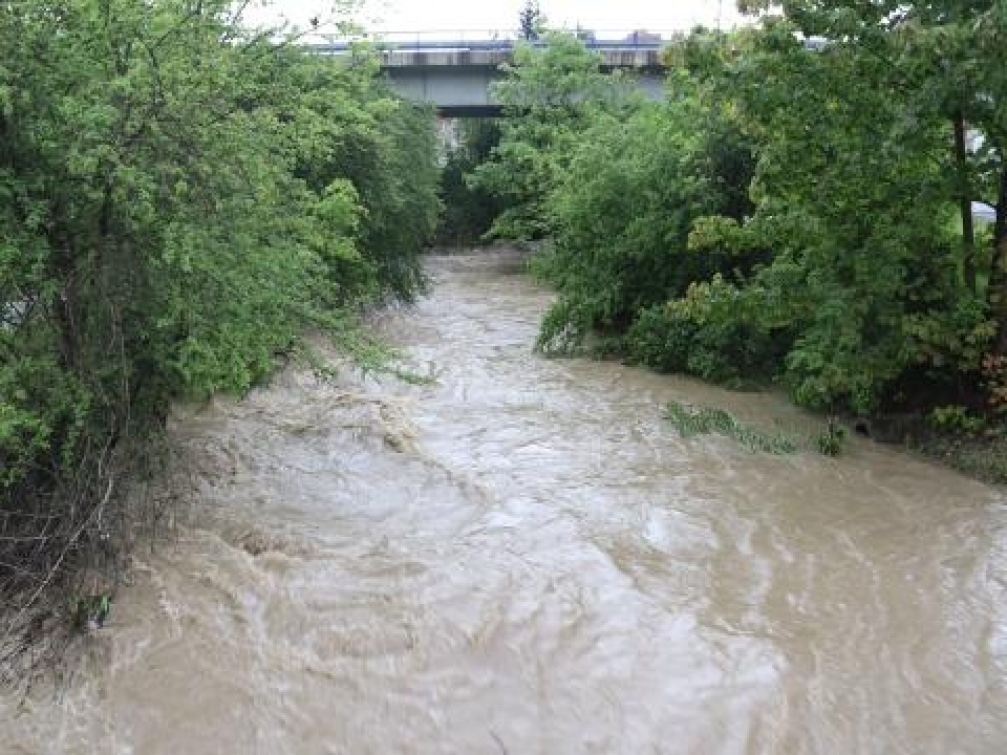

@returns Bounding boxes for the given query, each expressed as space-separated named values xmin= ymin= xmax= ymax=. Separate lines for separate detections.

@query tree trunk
xmin=993 ymin=164 xmax=1007 ymax=355
xmin=954 ymin=111 xmax=976 ymax=292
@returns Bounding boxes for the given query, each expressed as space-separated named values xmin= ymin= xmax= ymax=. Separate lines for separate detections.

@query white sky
xmin=247 ymin=1 xmax=746 ymax=36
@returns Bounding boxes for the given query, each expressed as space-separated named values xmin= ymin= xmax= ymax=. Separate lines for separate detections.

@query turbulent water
xmin=4 ymin=250 xmax=1007 ymax=753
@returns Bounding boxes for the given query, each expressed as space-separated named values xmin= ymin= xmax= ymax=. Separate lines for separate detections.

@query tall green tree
xmin=0 ymin=0 xmax=440 ymax=664
xmin=741 ymin=1 xmax=1007 ymax=355
xmin=470 ymin=32 xmax=637 ymax=240
xmin=437 ymin=119 xmax=505 ymax=245
xmin=536 ymin=80 xmax=761 ymax=356
xmin=518 ymin=1 xmax=544 ymax=41
xmin=478 ymin=16 xmax=1005 ymax=414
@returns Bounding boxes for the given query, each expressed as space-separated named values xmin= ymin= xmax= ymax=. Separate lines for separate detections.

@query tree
xmin=436 ymin=120 xmax=506 ymax=245
xmin=482 ymin=17 xmax=1005 ymax=416
xmin=0 ymin=0 xmax=441 ymax=669
xmin=533 ymin=34 xmax=764 ymax=364
xmin=518 ymin=1 xmax=544 ymax=41
xmin=739 ymin=2 xmax=1007 ymax=356
xmin=469 ymin=32 xmax=637 ymax=240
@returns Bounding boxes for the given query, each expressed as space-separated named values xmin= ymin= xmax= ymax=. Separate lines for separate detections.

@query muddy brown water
xmin=3 ymin=250 xmax=1007 ymax=754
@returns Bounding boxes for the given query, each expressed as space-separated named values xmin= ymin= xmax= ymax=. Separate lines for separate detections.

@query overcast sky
xmin=246 ymin=1 xmax=746 ymax=36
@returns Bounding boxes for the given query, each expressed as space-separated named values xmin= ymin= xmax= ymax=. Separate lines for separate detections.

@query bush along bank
xmin=465 ymin=12 xmax=1007 ymax=476
xmin=0 ymin=0 xmax=441 ymax=674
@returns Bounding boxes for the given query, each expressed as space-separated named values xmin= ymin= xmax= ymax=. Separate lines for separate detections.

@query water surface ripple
xmin=4 ymin=251 xmax=1006 ymax=753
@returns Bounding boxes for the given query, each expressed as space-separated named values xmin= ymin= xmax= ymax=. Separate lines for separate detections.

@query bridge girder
xmin=308 ymin=43 xmax=668 ymax=117
xmin=379 ymin=49 xmax=667 ymax=117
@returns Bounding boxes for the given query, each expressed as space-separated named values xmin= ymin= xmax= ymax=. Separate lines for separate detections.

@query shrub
xmin=626 ymin=304 xmax=697 ymax=373
xmin=628 ymin=277 xmax=783 ymax=386
xmin=928 ymin=405 xmax=986 ymax=436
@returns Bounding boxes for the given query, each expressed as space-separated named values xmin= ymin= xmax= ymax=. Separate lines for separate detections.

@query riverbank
xmin=914 ymin=430 xmax=1007 ymax=486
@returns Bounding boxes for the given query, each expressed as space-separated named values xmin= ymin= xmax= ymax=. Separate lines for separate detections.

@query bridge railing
xmin=312 ymin=29 xmax=677 ymax=54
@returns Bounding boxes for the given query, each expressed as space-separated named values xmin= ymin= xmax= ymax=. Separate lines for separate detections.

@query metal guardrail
xmin=311 ymin=28 xmax=675 ymax=53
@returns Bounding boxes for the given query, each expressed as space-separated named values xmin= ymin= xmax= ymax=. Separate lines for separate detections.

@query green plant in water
xmin=71 ymin=594 xmax=112 ymax=633
xmin=665 ymin=401 xmax=797 ymax=454
xmin=815 ymin=418 xmax=848 ymax=457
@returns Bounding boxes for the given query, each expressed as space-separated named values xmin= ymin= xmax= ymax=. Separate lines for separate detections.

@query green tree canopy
xmin=0 ymin=0 xmax=441 ymax=662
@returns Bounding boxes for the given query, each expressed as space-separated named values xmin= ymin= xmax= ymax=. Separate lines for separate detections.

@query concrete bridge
xmin=309 ymin=30 xmax=670 ymax=117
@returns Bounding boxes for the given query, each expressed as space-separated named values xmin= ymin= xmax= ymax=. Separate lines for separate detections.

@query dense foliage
xmin=471 ymin=10 xmax=1007 ymax=425
xmin=435 ymin=119 xmax=506 ymax=246
xmin=469 ymin=32 xmax=639 ymax=241
xmin=0 ymin=0 xmax=440 ymax=658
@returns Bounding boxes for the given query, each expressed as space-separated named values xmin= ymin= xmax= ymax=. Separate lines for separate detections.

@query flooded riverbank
xmin=4 ymin=250 xmax=1006 ymax=753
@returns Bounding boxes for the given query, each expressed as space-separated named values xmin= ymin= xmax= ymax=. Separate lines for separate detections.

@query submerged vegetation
xmin=463 ymin=4 xmax=1007 ymax=477
xmin=0 ymin=0 xmax=440 ymax=669
xmin=815 ymin=420 xmax=848 ymax=458
xmin=666 ymin=401 xmax=798 ymax=454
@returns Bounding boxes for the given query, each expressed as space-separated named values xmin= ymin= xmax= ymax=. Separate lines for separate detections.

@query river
xmin=4 ymin=250 xmax=1007 ymax=753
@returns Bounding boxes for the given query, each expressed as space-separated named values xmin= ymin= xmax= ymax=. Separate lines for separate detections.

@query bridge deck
xmin=306 ymin=32 xmax=669 ymax=116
